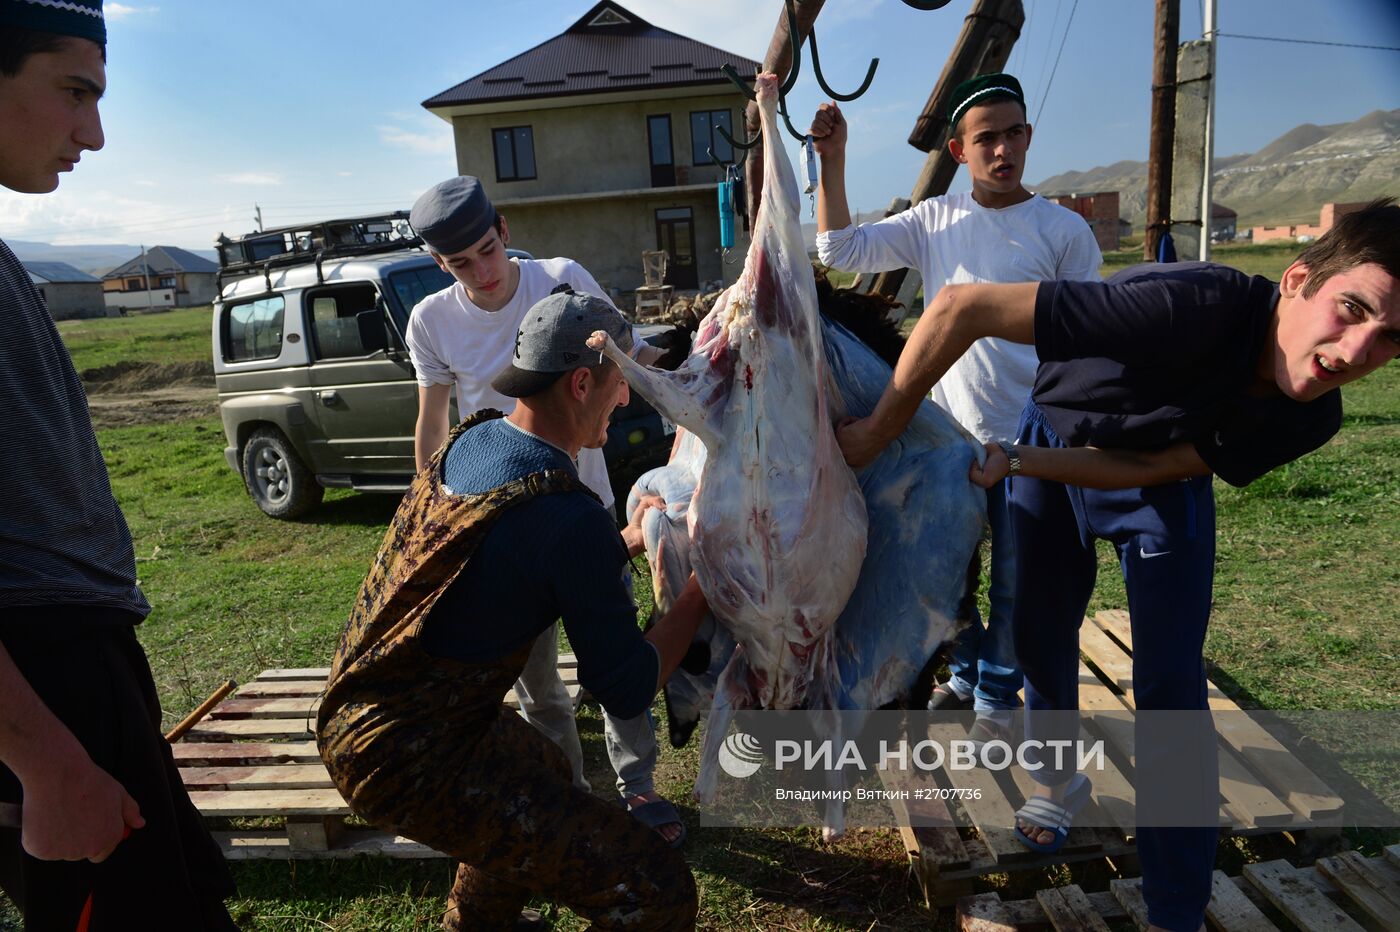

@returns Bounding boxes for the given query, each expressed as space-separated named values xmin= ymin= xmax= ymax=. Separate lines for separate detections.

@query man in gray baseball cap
xmin=317 ymin=285 xmax=708 ymax=930
xmin=492 ymin=285 xmax=634 ymax=399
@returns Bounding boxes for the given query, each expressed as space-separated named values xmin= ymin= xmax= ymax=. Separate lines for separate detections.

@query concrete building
xmin=1045 ymin=190 xmax=1121 ymax=253
xmin=421 ymin=0 xmax=760 ymax=298
xmin=1252 ymin=201 xmax=1367 ymax=244
xmin=1210 ymin=203 xmax=1238 ymax=242
xmin=102 ymin=245 xmax=218 ymax=310
xmin=24 ymin=261 xmax=106 ymax=320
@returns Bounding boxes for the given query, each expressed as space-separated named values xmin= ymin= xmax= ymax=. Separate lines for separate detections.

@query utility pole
xmin=1200 ymin=0 xmax=1217 ymax=260
xmin=140 ymin=244 xmax=154 ymax=314
xmin=254 ymin=204 xmax=264 ymax=233
xmin=1144 ymin=0 xmax=1180 ymax=261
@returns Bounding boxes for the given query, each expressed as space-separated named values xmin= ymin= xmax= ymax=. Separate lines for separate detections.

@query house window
xmin=493 ymin=126 xmax=536 ymax=182
xmin=159 ymin=275 xmax=176 ymax=288
xmin=690 ymin=110 xmax=734 ymax=165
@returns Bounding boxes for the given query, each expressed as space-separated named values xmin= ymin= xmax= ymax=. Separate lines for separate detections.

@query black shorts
xmin=0 ymin=610 xmax=237 ymax=931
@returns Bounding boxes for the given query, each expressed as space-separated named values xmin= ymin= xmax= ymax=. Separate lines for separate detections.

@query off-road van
xmin=212 ymin=213 xmax=677 ymax=519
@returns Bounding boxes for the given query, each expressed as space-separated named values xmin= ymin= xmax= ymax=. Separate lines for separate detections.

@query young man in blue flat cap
xmin=319 ymin=290 xmax=708 ymax=930
xmin=809 ymin=73 xmax=1101 ymax=743
xmin=0 ymin=2 xmax=236 ymax=927
xmin=405 ymin=176 xmax=686 ymax=846
xmin=836 ymin=199 xmax=1400 ymax=932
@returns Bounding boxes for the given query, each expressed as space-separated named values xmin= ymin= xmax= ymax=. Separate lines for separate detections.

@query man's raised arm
xmin=837 ymin=281 xmax=1039 ymax=467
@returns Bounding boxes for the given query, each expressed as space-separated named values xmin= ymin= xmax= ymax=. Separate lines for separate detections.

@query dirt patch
xmin=81 ymin=361 xmax=218 ymax=430
xmin=81 ymin=360 xmax=214 ymax=393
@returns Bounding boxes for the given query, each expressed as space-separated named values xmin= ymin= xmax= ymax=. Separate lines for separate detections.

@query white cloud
xmin=134 ymin=179 xmax=158 ymax=188
xmin=377 ymin=123 xmax=453 ymax=157
xmin=105 ymin=4 xmax=159 ymax=19
xmin=215 ymin=172 xmax=282 ymax=186
xmin=336 ymin=171 xmax=354 ymax=177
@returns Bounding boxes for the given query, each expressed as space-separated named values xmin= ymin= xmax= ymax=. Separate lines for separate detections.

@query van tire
xmin=242 ymin=427 xmax=324 ymax=519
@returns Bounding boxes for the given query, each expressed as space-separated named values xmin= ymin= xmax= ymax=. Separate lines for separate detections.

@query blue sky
xmin=4 ymin=0 xmax=1397 ymax=248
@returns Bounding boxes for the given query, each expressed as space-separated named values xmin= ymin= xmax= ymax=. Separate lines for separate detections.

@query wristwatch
xmin=996 ymin=441 xmax=1022 ymax=476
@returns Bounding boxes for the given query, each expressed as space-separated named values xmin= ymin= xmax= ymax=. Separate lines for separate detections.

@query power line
xmin=1032 ymin=0 xmax=1063 ymax=112
xmin=1217 ymin=32 xmax=1400 ymax=52
xmin=1034 ymin=0 xmax=1079 ymax=125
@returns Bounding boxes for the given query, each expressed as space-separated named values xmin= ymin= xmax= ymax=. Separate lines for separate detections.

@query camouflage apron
xmin=316 ymin=410 xmax=696 ymax=931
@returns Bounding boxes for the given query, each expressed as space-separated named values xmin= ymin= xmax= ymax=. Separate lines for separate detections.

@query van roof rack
xmin=215 ymin=212 xmax=422 ymax=292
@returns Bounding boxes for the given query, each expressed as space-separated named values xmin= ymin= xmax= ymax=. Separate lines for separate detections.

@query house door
xmin=648 ymin=115 xmax=675 ymax=187
xmin=655 ymin=208 xmax=698 ymax=290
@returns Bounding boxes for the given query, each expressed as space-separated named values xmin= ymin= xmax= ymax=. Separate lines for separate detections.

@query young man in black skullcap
xmin=810 ymin=73 xmax=1101 ymax=744
xmin=0 ymin=2 xmax=237 ymax=927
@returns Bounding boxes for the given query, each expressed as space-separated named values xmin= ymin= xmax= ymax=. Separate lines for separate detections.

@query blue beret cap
xmin=410 ymin=176 xmax=497 ymax=255
xmin=0 ymin=0 xmax=106 ymax=44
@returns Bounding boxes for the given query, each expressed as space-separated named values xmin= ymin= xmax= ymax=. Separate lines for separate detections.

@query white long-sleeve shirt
xmin=817 ymin=192 xmax=1102 ymax=443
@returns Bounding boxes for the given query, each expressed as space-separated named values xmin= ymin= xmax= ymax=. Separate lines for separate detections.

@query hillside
xmin=1034 ymin=108 xmax=1400 ymax=232
xmin=6 ymin=239 xmax=219 ymax=277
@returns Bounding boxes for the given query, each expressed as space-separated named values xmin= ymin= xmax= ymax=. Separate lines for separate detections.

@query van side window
xmin=307 ymin=283 xmax=386 ymax=359
xmin=223 ymin=295 xmax=285 ymax=362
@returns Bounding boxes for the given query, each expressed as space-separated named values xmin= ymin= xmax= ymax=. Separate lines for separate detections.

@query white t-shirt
xmin=405 ymin=257 xmax=619 ymax=507
xmin=816 ymin=192 xmax=1102 ymax=443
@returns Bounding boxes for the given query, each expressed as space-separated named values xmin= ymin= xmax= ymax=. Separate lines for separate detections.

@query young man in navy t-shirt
xmin=836 ymin=199 xmax=1400 ymax=932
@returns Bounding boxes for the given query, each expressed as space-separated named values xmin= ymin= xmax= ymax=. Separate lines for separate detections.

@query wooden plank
xmin=212 ymin=829 xmax=445 ymax=860
xmin=957 ymin=892 xmax=1017 ymax=932
xmin=1090 ymin=613 xmax=1343 ymax=823
xmin=1085 ymin=891 xmax=1129 ymax=922
xmin=1386 ymin=844 xmax=1400 ymax=869
xmin=232 ymin=680 xmax=326 ymax=698
xmin=1110 ymin=877 xmax=1152 ymax=931
xmin=287 ymin=816 xmax=343 ymax=852
xmin=255 ymin=667 xmax=331 ymax=681
xmin=186 ymin=718 xmax=313 ymax=740
xmin=1079 ymin=628 xmax=1291 ymax=830
xmin=923 ymin=722 xmax=1032 ymax=865
xmin=878 ymin=766 xmax=972 ymax=872
xmin=1035 ymin=885 xmax=1113 ymax=932
xmin=1244 ymin=859 xmax=1366 ymax=932
xmin=1091 ymin=609 xmax=1133 ymax=653
xmin=1207 ymin=869 xmax=1279 ymax=932
xmin=172 ymin=740 xmax=321 ymax=766
xmin=1316 ymin=851 xmax=1400 ymax=930
xmin=186 ymin=787 xmax=350 ymax=817
xmin=178 ymin=764 xmax=333 ymax=791
xmin=210 ymin=697 xmax=321 ymax=720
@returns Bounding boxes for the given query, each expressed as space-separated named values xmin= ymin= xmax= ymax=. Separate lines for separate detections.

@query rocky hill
xmin=1033 ymin=108 xmax=1400 ymax=232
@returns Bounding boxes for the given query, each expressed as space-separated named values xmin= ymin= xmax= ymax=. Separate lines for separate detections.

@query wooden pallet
xmin=176 ymin=655 xmax=581 ymax=858
xmin=956 ymin=847 xmax=1400 ymax=931
xmin=887 ymin=611 xmax=1344 ymax=907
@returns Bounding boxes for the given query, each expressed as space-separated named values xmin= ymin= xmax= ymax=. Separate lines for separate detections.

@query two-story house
xmin=421 ymin=1 xmax=760 ymax=296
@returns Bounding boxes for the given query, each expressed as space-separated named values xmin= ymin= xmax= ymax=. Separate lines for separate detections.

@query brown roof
xmin=422 ymin=1 xmax=760 ymax=109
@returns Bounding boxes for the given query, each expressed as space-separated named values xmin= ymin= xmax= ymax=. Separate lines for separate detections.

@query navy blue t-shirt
xmin=1032 ymin=262 xmax=1342 ymax=487
xmin=420 ymin=418 xmax=659 ymax=719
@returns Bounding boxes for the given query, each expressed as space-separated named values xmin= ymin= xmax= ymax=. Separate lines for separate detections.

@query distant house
xmin=102 ymin=245 xmax=218 ymax=311
xmin=1251 ymin=201 xmax=1366 ymax=244
xmin=1043 ymin=190 xmax=1121 ymax=253
xmin=24 ymin=261 xmax=106 ymax=320
xmin=1210 ymin=203 xmax=1238 ymax=242
xmin=421 ymin=0 xmax=761 ymax=297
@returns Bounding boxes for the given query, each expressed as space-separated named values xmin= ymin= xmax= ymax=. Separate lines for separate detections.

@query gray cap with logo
xmin=491 ymin=286 xmax=634 ymax=398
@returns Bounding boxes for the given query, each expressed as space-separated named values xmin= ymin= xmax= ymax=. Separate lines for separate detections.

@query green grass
xmin=1101 ymin=239 xmax=1304 ymax=278
xmin=57 ymin=304 xmax=213 ymax=374
xmin=5 ymin=251 xmax=1395 ymax=930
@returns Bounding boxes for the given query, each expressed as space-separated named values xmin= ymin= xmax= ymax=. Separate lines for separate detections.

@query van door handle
xmin=319 ymin=390 xmax=340 ymax=406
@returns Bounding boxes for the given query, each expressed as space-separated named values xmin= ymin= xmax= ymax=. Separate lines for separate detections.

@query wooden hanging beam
xmin=865 ymin=0 xmax=1024 ymax=300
